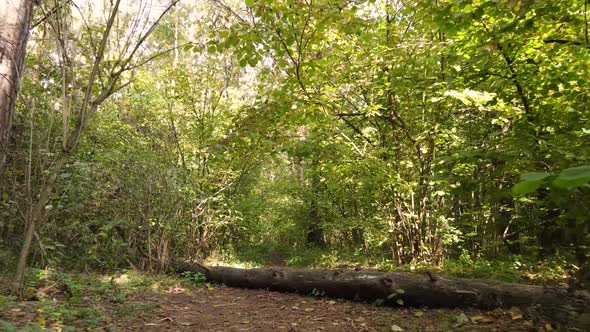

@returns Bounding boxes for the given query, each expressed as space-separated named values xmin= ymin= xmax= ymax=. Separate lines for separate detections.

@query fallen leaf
xmin=390 ymin=324 xmax=404 ymax=331
xmin=509 ymin=307 xmax=522 ymax=315
xmin=305 ymin=308 xmax=314 ymax=312
xmin=511 ymin=314 xmax=523 ymax=320
xmin=470 ymin=315 xmax=485 ymax=323
xmin=545 ymin=323 xmax=554 ymax=331
xmin=328 ymin=300 xmax=336 ymax=305
xmin=414 ymin=310 xmax=424 ymax=317
xmin=356 ymin=317 xmax=365 ymax=322
xmin=454 ymin=313 xmax=469 ymax=327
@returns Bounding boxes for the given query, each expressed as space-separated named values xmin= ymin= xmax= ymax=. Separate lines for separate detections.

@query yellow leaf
xmin=545 ymin=323 xmax=553 ymax=331
xmin=36 ymin=316 xmax=46 ymax=325
xmin=414 ymin=311 xmax=424 ymax=317
xmin=511 ymin=314 xmax=523 ymax=320
xmin=390 ymin=324 xmax=404 ymax=332
xmin=304 ymin=308 xmax=314 ymax=312
xmin=356 ymin=317 xmax=365 ymax=322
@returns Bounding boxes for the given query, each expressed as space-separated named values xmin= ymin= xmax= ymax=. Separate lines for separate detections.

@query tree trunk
xmin=306 ymin=158 xmax=325 ymax=247
xmin=173 ymin=262 xmax=590 ymax=329
xmin=0 ymin=0 xmax=35 ymax=187
xmin=12 ymin=154 xmax=67 ymax=292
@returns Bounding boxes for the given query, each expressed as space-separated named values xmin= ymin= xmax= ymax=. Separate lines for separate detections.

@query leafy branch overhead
xmin=513 ymin=166 xmax=590 ymax=195
xmin=0 ymin=0 xmax=589 ymax=329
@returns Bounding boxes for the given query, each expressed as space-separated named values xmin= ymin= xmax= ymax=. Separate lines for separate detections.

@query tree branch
xmin=543 ymin=39 xmax=590 ymax=49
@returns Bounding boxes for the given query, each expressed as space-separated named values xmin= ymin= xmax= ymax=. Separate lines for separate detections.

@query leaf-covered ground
xmin=0 ymin=271 xmax=548 ymax=331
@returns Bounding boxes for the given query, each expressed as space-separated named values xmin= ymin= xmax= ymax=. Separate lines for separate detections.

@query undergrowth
xmin=0 ymin=268 xmax=192 ymax=330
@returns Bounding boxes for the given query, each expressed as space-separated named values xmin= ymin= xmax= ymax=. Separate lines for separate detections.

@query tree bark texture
xmin=0 ymin=0 xmax=35 ymax=186
xmin=172 ymin=262 xmax=590 ymax=328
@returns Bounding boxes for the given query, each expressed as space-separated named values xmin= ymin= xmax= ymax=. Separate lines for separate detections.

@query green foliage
xmin=513 ymin=166 xmax=590 ymax=194
xmin=180 ymin=271 xmax=207 ymax=288
xmin=0 ymin=321 xmax=49 ymax=332
xmin=24 ymin=268 xmax=46 ymax=291
xmin=555 ymin=166 xmax=590 ymax=189
xmin=512 ymin=173 xmax=555 ymax=195
xmin=387 ymin=288 xmax=405 ymax=306
xmin=62 ymin=275 xmax=81 ymax=302
xmin=1 ymin=0 xmax=589 ymax=286
xmin=308 ymin=288 xmax=326 ymax=297
xmin=0 ymin=295 xmax=16 ymax=312
xmin=38 ymin=300 xmax=102 ymax=328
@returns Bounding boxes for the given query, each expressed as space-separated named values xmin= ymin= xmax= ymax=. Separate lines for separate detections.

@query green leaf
xmin=521 ymin=172 xmax=552 ymax=182
xmin=512 ymin=181 xmax=543 ymax=195
xmin=512 ymin=172 xmax=553 ymax=195
xmin=245 ymin=0 xmax=255 ymax=7
xmin=248 ymin=56 xmax=259 ymax=67
xmin=553 ymin=166 xmax=590 ymax=189
xmin=396 ymin=299 xmax=404 ymax=305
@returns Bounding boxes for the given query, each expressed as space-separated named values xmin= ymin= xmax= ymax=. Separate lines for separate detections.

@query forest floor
xmin=0 ymin=271 xmax=544 ymax=331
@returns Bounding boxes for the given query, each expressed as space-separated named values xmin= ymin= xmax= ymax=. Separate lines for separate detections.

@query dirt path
xmin=1 ymin=277 xmax=541 ymax=331
xmin=111 ymin=286 xmax=533 ymax=331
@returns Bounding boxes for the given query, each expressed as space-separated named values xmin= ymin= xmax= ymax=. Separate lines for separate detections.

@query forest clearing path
xmin=118 ymin=285 xmax=533 ymax=331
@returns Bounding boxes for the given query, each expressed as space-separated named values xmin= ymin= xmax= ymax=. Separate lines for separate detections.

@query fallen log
xmin=171 ymin=262 xmax=590 ymax=328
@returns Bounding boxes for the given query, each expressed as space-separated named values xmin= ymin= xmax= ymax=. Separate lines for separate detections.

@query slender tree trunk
xmin=0 ymin=0 xmax=35 ymax=188
xmin=9 ymin=0 xmax=174 ymax=292
xmin=306 ymin=158 xmax=325 ymax=247
xmin=14 ymin=219 xmax=34 ymax=288
xmin=13 ymin=154 xmax=67 ymax=292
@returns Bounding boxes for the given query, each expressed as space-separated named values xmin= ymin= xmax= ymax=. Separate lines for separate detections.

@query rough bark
xmin=173 ymin=262 xmax=590 ymax=328
xmin=0 ymin=0 xmax=35 ymax=187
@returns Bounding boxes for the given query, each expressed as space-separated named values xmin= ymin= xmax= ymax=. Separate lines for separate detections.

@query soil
xmin=2 ymin=283 xmax=540 ymax=331
xmin=122 ymin=285 xmax=537 ymax=332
